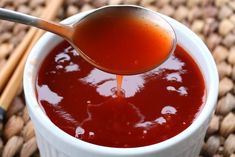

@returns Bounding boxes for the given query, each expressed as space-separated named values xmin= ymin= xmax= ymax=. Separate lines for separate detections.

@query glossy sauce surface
xmin=73 ymin=11 xmax=173 ymax=75
xmin=36 ymin=41 xmax=205 ymax=148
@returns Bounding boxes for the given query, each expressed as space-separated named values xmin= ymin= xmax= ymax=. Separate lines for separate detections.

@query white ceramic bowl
xmin=23 ymin=8 xmax=219 ymax=157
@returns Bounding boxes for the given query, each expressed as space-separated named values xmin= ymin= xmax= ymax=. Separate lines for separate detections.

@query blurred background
xmin=0 ymin=0 xmax=235 ymax=157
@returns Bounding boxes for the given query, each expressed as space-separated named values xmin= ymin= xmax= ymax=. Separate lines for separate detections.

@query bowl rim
xmin=23 ymin=5 xmax=219 ymax=156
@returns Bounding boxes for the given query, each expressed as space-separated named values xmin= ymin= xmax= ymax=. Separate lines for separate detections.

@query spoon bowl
xmin=71 ymin=5 xmax=177 ymax=75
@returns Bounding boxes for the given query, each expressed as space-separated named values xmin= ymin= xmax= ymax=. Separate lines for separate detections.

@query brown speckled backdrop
xmin=0 ymin=0 xmax=235 ymax=157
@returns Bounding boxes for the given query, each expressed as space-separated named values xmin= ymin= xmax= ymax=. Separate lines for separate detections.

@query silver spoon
xmin=0 ymin=5 xmax=176 ymax=75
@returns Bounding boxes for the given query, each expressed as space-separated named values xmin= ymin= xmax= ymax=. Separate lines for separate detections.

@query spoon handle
xmin=0 ymin=8 xmax=39 ymax=26
xmin=0 ymin=8 xmax=73 ymax=39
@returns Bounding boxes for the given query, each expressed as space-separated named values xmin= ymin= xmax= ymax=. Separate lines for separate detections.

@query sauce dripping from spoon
xmin=0 ymin=5 xmax=176 ymax=96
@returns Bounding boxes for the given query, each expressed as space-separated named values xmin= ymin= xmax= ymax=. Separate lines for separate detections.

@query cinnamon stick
xmin=0 ymin=0 xmax=64 ymax=116
xmin=0 ymin=28 xmax=37 ymax=93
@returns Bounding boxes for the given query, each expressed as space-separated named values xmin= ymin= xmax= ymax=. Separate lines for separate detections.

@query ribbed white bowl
xmin=24 ymin=7 xmax=218 ymax=157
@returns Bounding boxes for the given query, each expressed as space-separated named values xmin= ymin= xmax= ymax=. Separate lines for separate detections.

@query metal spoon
xmin=0 ymin=5 xmax=176 ymax=75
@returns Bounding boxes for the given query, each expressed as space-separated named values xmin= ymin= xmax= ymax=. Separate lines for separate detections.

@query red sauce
xmin=73 ymin=11 xmax=173 ymax=75
xmin=36 ymin=41 xmax=206 ymax=148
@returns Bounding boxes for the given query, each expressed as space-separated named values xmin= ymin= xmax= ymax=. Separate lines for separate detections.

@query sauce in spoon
xmin=72 ymin=9 xmax=174 ymax=75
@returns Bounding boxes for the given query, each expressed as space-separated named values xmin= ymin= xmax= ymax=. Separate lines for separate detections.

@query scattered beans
xmin=220 ymin=113 xmax=235 ymax=137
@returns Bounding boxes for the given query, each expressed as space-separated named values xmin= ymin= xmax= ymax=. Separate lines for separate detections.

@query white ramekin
xmin=23 ymin=8 xmax=219 ymax=157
